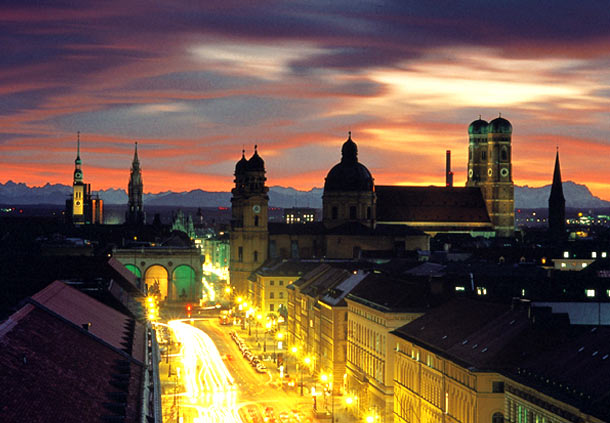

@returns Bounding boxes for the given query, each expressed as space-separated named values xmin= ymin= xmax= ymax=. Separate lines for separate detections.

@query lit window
xmin=521 ymin=289 xmax=526 ymax=297
xmin=582 ymin=263 xmax=588 ymax=268
xmin=606 ymin=289 xmax=610 ymax=298
xmin=592 ymin=252 xmax=597 ymax=258
xmin=586 ymin=289 xmax=595 ymax=297
xmin=561 ymin=262 xmax=566 ymax=268
xmin=455 ymin=286 xmax=465 ymax=291
xmin=563 ymin=251 xmax=569 ymax=258
xmin=603 ymin=252 xmax=607 ymax=258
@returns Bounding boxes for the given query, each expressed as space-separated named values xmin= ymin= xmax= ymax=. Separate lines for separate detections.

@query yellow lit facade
xmin=345 ymin=299 xmax=423 ymax=422
xmin=392 ymin=335 xmax=505 ymax=423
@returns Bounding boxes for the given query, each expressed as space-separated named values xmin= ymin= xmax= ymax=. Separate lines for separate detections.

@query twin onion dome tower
xmin=466 ymin=115 xmax=515 ymax=237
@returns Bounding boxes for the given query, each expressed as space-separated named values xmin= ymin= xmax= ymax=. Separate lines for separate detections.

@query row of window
xmin=268 ymin=291 xmax=284 ymax=299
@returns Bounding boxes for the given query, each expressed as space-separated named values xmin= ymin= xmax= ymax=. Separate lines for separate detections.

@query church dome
xmin=235 ymin=150 xmax=248 ymax=174
xmin=247 ymin=146 xmax=265 ymax=171
xmin=324 ymin=133 xmax=374 ymax=192
xmin=468 ymin=118 xmax=489 ymax=135
xmin=488 ymin=116 xmax=512 ymax=134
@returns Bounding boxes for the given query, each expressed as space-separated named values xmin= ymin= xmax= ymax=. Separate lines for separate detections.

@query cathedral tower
xmin=322 ymin=133 xmax=376 ymax=229
xmin=466 ymin=116 xmax=515 ymax=237
xmin=229 ymin=146 xmax=269 ymax=297
xmin=466 ymin=117 xmax=489 ymax=187
xmin=126 ymin=142 xmax=145 ymax=225
xmin=548 ymin=149 xmax=566 ymax=240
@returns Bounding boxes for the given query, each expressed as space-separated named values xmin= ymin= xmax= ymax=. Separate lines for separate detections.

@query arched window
xmin=254 ymin=215 xmax=259 ymax=226
xmin=253 ymin=250 xmax=258 ymax=262
xmin=492 ymin=412 xmax=504 ymax=423
xmin=482 ymin=151 xmax=487 ymax=160
xmin=501 ymin=149 xmax=508 ymax=161
xmin=332 ymin=206 xmax=338 ymax=220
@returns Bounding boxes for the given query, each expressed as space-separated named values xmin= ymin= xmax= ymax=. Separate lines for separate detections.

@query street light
xmin=301 ymin=356 xmax=312 ymax=396
xmin=264 ymin=321 xmax=271 ymax=353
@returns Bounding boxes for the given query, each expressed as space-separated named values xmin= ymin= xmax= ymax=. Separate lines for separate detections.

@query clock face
xmin=488 ymin=168 xmax=493 ymax=177
xmin=468 ymin=169 xmax=473 ymax=178
xmin=252 ymin=204 xmax=261 ymax=213
xmin=500 ymin=168 xmax=509 ymax=177
xmin=75 ymin=201 xmax=81 ymax=206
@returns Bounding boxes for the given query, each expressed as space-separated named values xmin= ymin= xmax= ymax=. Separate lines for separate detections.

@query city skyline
xmin=1 ymin=2 xmax=609 ymax=197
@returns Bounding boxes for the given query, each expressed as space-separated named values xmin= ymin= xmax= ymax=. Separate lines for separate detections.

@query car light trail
xmin=168 ymin=320 xmax=241 ymax=423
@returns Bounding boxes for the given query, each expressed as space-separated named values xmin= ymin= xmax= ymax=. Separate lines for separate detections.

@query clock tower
xmin=229 ymin=146 xmax=269 ymax=297
xmin=72 ymin=132 xmax=88 ymax=225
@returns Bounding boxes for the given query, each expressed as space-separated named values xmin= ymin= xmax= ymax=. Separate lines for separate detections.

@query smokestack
xmin=446 ymin=150 xmax=453 ymax=187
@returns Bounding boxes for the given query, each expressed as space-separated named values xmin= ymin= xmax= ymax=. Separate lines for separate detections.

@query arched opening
xmin=492 ymin=412 xmax=504 ymax=423
xmin=125 ymin=264 xmax=141 ymax=278
xmin=172 ymin=265 xmax=196 ymax=301
xmin=145 ymin=265 xmax=168 ymax=300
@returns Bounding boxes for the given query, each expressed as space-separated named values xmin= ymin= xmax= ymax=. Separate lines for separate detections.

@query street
xmin=160 ymin=318 xmax=318 ymax=423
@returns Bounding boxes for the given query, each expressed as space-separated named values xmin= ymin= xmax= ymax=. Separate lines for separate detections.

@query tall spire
xmin=75 ymin=131 xmax=82 ymax=165
xmin=132 ymin=142 xmax=140 ymax=169
xmin=73 ymin=132 xmax=83 ymax=184
xmin=127 ymin=141 xmax=144 ymax=225
xmin=548 ymin=149 xmax=566 ymax=240
xmin=550 ymin=149 xmax=564 ymax=200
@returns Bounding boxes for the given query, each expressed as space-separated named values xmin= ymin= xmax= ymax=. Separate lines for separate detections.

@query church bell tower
xmin=229 ymin=145 xmax=269 ymax=298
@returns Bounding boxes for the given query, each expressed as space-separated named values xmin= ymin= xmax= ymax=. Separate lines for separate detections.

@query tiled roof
xmin=392 ymin=298 xmax=610 ymax=421
xmin=375 ymin=185 xmax=491 ymax=224
xmin=32 ymin=281 xmax=145 ymax=362
xmin=0 ymin=298 xmax=143 ymax=422
xmin=347 ymin=273 xmax=430 ymax=312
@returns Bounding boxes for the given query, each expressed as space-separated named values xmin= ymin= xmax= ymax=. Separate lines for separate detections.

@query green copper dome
xmin=468 ymin=118 xmax=489 ymax=135
xmin=488 ymin=116 xmax=512 ymax=134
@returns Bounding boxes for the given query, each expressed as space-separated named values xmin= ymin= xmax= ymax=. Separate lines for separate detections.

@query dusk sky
xmin=1 ymin=1 xmax=609 ymax=197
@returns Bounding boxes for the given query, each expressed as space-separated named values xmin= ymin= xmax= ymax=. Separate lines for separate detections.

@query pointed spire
xmin=75 ymin=132 xmax=82 ymax=165
xmin=549 ymin=149 xmax=566 ymax=239
xmin=550 ymin=149 xmax=564 ymax=199
xmin=132 ymin=142 xmax=140 ymax=166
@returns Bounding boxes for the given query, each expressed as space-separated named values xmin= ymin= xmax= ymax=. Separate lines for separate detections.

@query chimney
xmin=446 ymin=150 xmax=453 ymax=187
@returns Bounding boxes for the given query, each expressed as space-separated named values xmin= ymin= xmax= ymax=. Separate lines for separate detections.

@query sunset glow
xmin=1 ymin=2 xmax=609 ymax=197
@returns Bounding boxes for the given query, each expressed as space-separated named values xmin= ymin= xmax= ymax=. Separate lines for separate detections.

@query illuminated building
xmin=65 ymin=132 xmax=103 ymax=225
xmin=287 ymin=263 xmax=368 ymax=394
xmin=344 ymin=274 xmax=427 ymax=422
xmin=113 ymin=246 xmax=202 ymax=302
xmin=284 ymin=207 xmax=316 ymax=224
xmin=229 ymin=146 xmax=269 ymax=297
xmin=466 ymin=115 xmax=515 ymax=237
xmin=391 ymin=298 xmax=610 ymax=423
xmin=126 ymin=142 xmax=145 ymax=225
